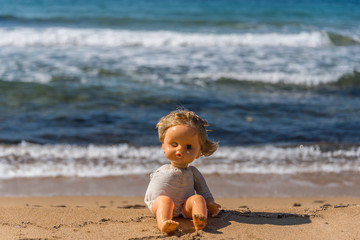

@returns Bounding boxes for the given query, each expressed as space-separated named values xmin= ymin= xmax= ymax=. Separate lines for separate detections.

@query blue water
xmin=1 ymin=0 xmax=360 ymax=197
xmin=0 ymin=0 xmax=360 ymax=147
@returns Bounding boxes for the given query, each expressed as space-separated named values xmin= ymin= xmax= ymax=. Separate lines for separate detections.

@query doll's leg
xmin=151 ymin=195 xmax=179 ymax=233
xmin=183 ymin=194 xmax=207 ymax=231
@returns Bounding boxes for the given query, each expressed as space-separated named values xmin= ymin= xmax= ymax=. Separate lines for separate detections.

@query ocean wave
xmin=0 ymin=14 xmax=316 ymax=31
xmin=211 ymin=70 xmax=360 ymax=87
xmin=209 ymin=72 xmax=341 ymax=86
xmin=0 ymin=68 xmax=356 ymax=87
xmin=0 ymin=27 xmax=337 ymax=48
xmin=329 ymin=70 xmax=360 ymax=88
xmin=0 ymin=142 xmax=359 ymax=179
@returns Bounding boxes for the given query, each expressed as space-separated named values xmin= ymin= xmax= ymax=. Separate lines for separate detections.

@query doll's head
xmin=156 ymin=109 xmax=218 ymax=157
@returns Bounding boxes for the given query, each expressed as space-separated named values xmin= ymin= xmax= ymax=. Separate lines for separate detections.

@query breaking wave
xmin=0 ymin=27 xmax=347 ymax=48
xmin=0 ymin=142 xmax=359 ymax=179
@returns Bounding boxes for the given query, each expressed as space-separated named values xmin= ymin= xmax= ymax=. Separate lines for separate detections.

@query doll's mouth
xmin=173 ymin=158 xmax=183 ymax=162
xmin=172 ymin=158 xmax=186 ymax=165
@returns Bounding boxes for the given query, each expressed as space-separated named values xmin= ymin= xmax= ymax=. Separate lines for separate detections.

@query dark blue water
xmin=1 ymin=0 xmax=360 ymax=147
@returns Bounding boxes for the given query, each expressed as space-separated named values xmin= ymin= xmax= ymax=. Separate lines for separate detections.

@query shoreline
xmin=1 ymin=196 xmax=359 ymax=239
xmin=1 ymin=171 xmax=360 ymax=197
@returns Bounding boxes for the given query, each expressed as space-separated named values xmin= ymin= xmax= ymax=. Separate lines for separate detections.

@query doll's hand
xmin=206 ymin=198 xmax=221 ymax=217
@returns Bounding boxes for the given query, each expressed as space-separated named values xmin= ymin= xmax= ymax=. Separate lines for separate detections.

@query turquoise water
xmin=0 ymin=0 xmax=360 ymax=184
xmin=2 ymin=0 xmax=359 ymax=33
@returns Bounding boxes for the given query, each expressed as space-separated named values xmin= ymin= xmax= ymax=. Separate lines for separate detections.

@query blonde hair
xmin=156 ymin=109 xmax=218 ymax=157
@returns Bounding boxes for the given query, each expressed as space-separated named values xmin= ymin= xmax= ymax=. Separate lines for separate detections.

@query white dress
xmin=144 ymin=164 xmax=213 ymax=217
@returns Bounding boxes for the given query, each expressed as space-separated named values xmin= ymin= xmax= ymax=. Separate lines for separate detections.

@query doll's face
xmin=162 ymin=125 xmax=202 ymax=168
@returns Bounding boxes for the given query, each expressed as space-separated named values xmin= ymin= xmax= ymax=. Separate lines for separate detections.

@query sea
xmin=0 ymin=0 xmax=360 ymax=197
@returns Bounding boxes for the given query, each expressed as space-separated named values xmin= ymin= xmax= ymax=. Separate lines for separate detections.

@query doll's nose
xmin=176 ymin=148 xmax=183 ymax=157
xmin=176 ymin=151 xmax=182 ymax=157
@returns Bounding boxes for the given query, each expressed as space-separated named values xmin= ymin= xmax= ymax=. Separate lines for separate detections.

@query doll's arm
xmin=191 ymin=166 xmax=213 ymax=199
xmin=190 ymin=166 xmax=221 ymax=216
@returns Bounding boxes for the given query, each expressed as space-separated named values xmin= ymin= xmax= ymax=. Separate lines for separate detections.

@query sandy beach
xmin=1 ymin=196 xmax=359 ymax=239
xmin=1 ymin=1 xmax=360 ymax=240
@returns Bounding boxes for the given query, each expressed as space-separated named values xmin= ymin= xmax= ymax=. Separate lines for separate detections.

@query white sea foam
xmin=0 ymin=142 xmax=359 ymax=179
xmin=191 ymin=71 xmax=344 ymax=85
xmin=195 ymin=145 xmax=360 ymax=174
xmin=1 ymin=27 xmax=359 ymax=86
xmin=0 ymin=27 xmax=332 ymax=48
xmin=0 ymin=142 xmax=166 ymax=178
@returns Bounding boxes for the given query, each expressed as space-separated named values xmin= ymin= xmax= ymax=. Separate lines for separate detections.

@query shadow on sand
xmin=172 ymin=209 xmax=311 ymax=236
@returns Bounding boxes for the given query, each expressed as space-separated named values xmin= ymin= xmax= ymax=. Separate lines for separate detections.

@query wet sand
xmin=1 ymin=196 xmax=359 ymax=239
xmin=1 ymin=171 xmax=360 ymax=197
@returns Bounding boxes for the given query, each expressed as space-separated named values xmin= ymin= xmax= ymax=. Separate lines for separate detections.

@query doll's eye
xmin=171 ymin=142 xmax=178 ymax=147
xmin=186 ymin=145 xmax=192 ymax=149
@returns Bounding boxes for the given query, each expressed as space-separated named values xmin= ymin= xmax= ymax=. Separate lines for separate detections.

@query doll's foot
xmin=193 ymin=214 xmax=207 ymax=231
xmin=159 ymin=220 xmax=179 ymax=234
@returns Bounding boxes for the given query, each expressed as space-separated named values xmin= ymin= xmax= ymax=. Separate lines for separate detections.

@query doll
xmin=144 ymin=109 xmax=221 ymax=234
